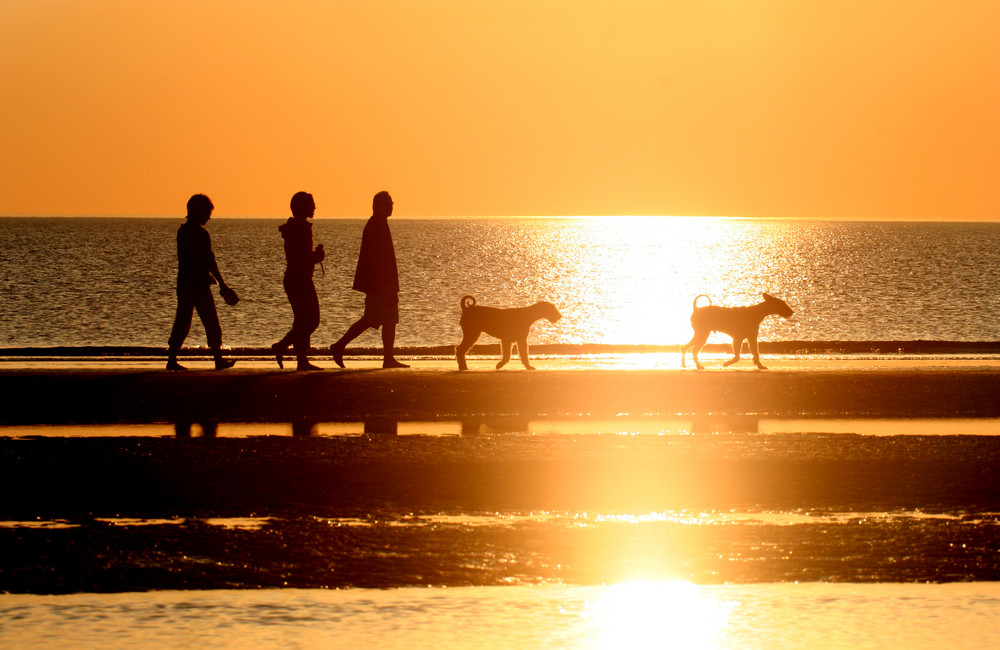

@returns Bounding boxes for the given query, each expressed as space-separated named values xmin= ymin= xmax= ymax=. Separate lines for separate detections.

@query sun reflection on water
xmin=585 ymin=580 xmax=735 ymax=649
xmin=526 ymin=216 xmax=802 ymax=347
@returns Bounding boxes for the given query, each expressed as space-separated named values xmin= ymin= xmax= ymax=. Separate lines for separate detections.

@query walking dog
xmin=455 ymin=295 xmax=561 ymax=370
xmin=681 ymin=293 xmax=793 ymax=370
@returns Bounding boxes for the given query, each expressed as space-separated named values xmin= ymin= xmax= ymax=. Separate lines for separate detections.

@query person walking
xmin=166 ymin=193 xmax=237 ymax=370
xmin=272 ymin=191 xmax=326 ymax=371
xmin=330 ymin=191 xmax=408 ymax=368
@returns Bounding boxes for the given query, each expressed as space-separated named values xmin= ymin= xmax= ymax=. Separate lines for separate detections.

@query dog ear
xmin=763 ymin=292 xmax=774 ymax=300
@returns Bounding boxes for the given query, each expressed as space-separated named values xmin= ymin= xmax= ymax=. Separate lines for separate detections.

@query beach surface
xmin=3 ymin=357 xmax=1000 ymax=425
xmin=2 ymin=357 xmax=999 ymax=593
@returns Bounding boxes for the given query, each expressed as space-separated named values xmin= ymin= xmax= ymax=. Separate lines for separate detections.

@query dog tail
xmin=693 ymin=294 xmax=712 ymax=309
xmin=461 ymin=295 xmax=477 ymax=310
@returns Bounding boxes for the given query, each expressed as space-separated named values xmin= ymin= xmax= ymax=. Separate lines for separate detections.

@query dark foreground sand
xmin=1 ymin=367 xmax=998 ymax=592
xmin=2 ymin=432 xmax=999 ymax=591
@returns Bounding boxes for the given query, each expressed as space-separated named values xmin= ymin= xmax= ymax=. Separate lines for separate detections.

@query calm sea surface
xmin=1 ymin=217 xmax=999 ymax=349
xmin=4 ymin=583 xmax=1000 ymax=649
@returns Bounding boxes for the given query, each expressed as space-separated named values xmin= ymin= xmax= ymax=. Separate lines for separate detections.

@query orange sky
xmin=2 ymin=1 xmax=998 ymax=219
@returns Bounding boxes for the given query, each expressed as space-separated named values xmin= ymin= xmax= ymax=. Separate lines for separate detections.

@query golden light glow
xmin=586 ymin=580 xmax=735 ymax=649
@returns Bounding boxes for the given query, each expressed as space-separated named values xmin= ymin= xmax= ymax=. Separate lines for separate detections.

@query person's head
xmin=372 ymin=191 xmax=393 ymax=218
xmin=186 ymin=194 xmax=214 ymax=225
xmin=290 ymin=191 xmax=316 ymax=219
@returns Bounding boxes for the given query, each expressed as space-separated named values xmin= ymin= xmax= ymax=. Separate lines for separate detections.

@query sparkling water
xmin=2 ymin=217 xmax=998 ymax=349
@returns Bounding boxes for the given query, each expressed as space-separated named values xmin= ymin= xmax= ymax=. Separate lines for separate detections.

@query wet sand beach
xmin=1 ymin=360 xmax=999 ymax=592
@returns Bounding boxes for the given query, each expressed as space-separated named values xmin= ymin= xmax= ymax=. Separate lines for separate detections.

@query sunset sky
xmin=2 ymin=1 xmax=997 ymax=220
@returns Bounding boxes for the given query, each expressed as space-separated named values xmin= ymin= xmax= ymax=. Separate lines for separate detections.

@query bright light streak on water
xmin=586 ymin=580 xmax=734 ymax=649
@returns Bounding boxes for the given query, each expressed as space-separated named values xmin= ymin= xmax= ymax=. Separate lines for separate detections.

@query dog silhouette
xmin=455 ymin=295 xmax=561 ymax=370
xmin=681 ymin=293 xmax=793 ymax=370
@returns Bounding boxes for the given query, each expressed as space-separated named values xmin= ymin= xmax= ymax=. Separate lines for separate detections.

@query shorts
xmin=362 ymin=292 xmax=399 ymax=328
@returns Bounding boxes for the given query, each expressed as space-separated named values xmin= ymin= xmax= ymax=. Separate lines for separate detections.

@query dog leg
xmin=749 ymin=334 xmax=767 ymax=370
xmin=723 ymin=338 xmax=743 ymax=367
xmin=686 ymin=331 xmax=709 ymax=370
xmin=455 ymin=329 xmax=480 ymax=371
xmin=496 ymin=340 xmax=512 ymax=369
xmin=516 ymin=338 xmax=534 ymax=370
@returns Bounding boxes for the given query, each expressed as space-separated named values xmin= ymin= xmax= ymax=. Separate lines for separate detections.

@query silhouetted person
xmin=166 ymin=194 xmax=236 ymax=370
xmin=330 ymin=191 xmax=409 ymax=368
xmin=272 ymin=191 xmax=325 ymax=371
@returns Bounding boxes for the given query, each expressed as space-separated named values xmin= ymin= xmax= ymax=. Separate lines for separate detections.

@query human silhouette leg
xmin=275 ymin=276 xmax=321 ymax=370
xmin=330 ymin=319 xmax=369 ymax=368
xmin=381 ymin=323 xmax=409 ymax=368
xmin=271 ymin=338 xmax=290 ymax=369
xmin=167 ymin=290 xmax=196 ymax=370
xmin=272 ymin=277 xmax=298 ymax=369
xmin=293 ymin=325 xmax=322 ymax=370
xmin=194 ymin=288 xmax=234 ymax=370
xmin=291 ymin=280 xmax=322 ymax=371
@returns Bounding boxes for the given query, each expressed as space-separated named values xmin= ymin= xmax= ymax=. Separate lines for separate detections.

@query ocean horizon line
xmin=2 ymin=214 xmax=999 ymax=223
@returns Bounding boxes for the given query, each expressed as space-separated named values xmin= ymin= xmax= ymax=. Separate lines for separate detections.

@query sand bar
xmin=2 ymin=365 xmax=999 ymax=425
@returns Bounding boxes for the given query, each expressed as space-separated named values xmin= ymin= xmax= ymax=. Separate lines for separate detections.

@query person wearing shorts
xmin=330 ymin=191 xmax=408 ymax=368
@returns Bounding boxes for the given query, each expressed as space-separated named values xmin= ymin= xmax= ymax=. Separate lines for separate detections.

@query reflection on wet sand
xmin=1 ymin=416 xmax=997 ymax=438
xmin=2 ymin=424 xmax=999 ymax=591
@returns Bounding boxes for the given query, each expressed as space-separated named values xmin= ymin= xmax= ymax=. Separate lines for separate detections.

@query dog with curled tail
xmin=681 ymin=293 xmax=793 ymax=370
xmin=456 ymin=295 xmax=562 ymax=370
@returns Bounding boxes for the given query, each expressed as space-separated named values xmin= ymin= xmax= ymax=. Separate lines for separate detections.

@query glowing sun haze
xmin=2 ymin=1 xmax=997 ymax=219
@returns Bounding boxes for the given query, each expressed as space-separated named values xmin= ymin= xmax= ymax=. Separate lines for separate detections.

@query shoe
xmin=382 ymin=358 xmax=410 ymax=369
xmin=330 ymin=343 xmax=346 ymax=368
xmin=271 ymin=343 xmax=285 ymax=369
xmin=166 ymin=360 xmax=187 ymax=370
xmin=214 ymin=358 xmax=236 ymax=370
xmin=296 ymin=361 xmax=324 ymax=371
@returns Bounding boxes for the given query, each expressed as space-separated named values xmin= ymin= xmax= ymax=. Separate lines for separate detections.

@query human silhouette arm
xmin=208 ymin=253 xmax=230 ymax=291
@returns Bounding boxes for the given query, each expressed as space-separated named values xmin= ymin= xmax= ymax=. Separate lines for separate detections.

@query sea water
xmin=3 ymin=583 xmax=1000 ymax=649
xmin=1 ymin=217 xmax=999 ymax=349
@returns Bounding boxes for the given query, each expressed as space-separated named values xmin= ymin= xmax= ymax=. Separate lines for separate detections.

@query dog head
xmin=538 ymin=301 xmax=562 ymax=323
xmin=763 ymin=293 xmax=793 ymax=318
